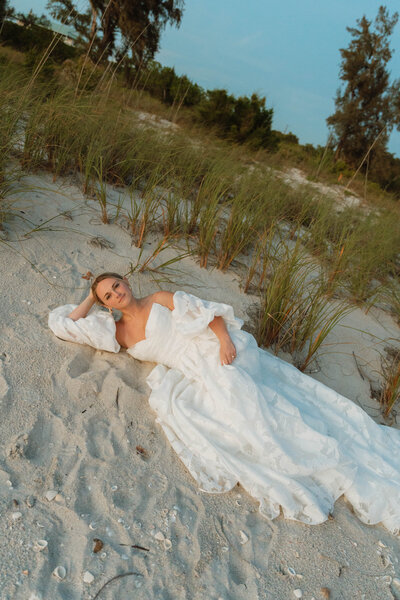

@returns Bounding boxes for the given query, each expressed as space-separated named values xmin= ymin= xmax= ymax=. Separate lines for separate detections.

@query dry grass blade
xmin=379 ymin=348 xmax=400 ymax=417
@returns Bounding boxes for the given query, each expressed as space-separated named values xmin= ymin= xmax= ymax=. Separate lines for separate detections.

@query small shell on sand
xmin=287 ymin=567 xmax=296 ymax=576
xmin=321 ymin=588 xmax=331 ymax=599
xmin=154 ymin=531 xmax=165 ymax=541
xmin=44 ymin=490 xmax=58 ymax=502
xmin=83 ymin=571 xmax=94 ymax=584
xmin=11 ymin=511 xmax=22 ymax=521
xmin=293 ymin=590 xmax=302 ymax=599
xmin=33 ymin=539 xmax=48 ymax=552
xmin=163 ymin=539 xmax=172 ymax=550
xmin=239 ymin=530 xmax=249 ymax=544
xmin=393 ymin=578 xmax=400 ymax=589
xmin=52 ymin=566 xmax=66 ymax=580
xmin=111 ymin=485 xmax=118 ymax=491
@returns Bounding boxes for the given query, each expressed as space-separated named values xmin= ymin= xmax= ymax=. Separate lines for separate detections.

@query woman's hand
xmin=219 ymin=335 xmax=237 ymax=366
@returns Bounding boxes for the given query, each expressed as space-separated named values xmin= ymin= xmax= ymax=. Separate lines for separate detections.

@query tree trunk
xmin=87 ymin=0 xmax=98 ymax=51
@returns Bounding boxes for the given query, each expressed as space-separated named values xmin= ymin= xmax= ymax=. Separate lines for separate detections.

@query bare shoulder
xmin=149 ymin=290 xmax=175 ymax=311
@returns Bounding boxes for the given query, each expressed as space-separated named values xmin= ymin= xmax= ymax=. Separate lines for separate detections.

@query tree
xmin=47 ymin=0 xmax=184 ymax=66
xmin=327 ymin=6 xmax=400 ymax=169
xmin=198 ymin=90 xmax=277 ymax=150
xmin=15 ymin=9 xmax=51 ymax=28
xmin=0 ymin=0 xmax=14 ymax=24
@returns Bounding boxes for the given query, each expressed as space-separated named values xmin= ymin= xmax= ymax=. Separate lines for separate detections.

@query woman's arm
xmin=209 ymin=316 xmax=237 ymax=365
xmin=151 ymin=291 xmax=175 ymax=311
xmin=67 ymin=291 xmax=96 ymax=321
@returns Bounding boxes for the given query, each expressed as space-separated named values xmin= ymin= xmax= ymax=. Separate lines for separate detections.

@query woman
xmin=48 ymin=272 xmax=400 ymax=534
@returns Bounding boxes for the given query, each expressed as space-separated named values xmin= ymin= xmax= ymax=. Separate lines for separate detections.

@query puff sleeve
xmin=48 ymin=304 xmax=120 ymax=353
xmin=171 ymin=291 xmax=243 ymax=337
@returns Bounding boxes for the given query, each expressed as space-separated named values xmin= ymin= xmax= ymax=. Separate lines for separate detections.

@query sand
xmin=0 ymin=168 xmax=399 ymax=600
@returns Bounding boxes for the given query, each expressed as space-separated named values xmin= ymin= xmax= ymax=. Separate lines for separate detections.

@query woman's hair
xmin=91 ymin=272 xmax=124 ymax=305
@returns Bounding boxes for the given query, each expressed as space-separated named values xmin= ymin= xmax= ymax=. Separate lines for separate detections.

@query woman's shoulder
xmin=148 ymin=290 xmax=175 ymax=311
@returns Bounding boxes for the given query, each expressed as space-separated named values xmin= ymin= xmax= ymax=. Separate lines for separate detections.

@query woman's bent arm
xmin=68 ymin=292 xmax=96 ymax=321
xmin=209 ymin=316 xmax=237 ymax=365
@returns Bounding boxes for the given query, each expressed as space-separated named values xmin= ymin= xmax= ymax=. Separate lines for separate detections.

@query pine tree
xmin=327 ymin=6 xmax=400 ymax=169
xmin=47 ymin=0 xmax=184 ymax=66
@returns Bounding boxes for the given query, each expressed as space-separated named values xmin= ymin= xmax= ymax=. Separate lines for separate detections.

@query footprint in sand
xmin=168 ymin=486 xmax=204 ymax=571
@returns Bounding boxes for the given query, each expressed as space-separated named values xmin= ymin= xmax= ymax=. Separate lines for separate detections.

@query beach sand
xmin=1 ymin=170 xmax=399 ymax=599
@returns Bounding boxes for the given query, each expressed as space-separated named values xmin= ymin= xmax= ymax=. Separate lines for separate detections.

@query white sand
xmin=1 ymin=170 xmax=399 ymax=600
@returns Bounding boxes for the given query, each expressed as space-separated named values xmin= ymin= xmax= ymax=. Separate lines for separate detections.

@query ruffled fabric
xmin=48 ymin=304 xmax=120 ymax=353
xmin=172 ymin=290 xmax=243 ymax=337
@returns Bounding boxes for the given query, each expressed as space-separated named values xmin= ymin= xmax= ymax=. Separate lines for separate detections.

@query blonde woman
xmin=49 ymin=272 xmax=400 ymax=533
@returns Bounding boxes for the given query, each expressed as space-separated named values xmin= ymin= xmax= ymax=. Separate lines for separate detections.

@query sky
xmin=10 ymin=0 xmax=400 ymax=156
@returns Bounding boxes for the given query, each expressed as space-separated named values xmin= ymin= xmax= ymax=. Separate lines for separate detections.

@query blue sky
xmin=10 ymin=0 xmax=400 ymax=156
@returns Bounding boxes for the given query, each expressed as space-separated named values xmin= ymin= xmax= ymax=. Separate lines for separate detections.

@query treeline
xmin=0 ymin=19 xmax=76 ymax=63
xmin=135 ymin=61 xmax=278 ymax=149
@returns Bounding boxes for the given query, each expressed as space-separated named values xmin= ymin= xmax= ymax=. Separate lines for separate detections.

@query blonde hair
xmin=91 ymin=272 xmax=125 ymax=305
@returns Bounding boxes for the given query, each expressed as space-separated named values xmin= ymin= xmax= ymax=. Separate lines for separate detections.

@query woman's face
xmin=95 ymin=277 xmax=133 ymax=310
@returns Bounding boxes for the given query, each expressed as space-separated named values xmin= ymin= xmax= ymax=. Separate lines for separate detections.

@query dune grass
xmin=379 ymin=348 xmax=400 ymax=417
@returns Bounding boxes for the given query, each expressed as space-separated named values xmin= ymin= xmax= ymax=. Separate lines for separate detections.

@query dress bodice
xmin=126 ymin=302 xmax=192 ymax=367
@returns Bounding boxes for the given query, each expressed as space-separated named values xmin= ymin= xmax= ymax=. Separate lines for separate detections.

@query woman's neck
xmin=120 ymin=297 xmax=142 ymax=320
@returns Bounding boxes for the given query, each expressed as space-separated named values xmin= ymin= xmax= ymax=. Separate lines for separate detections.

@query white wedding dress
xmin=48 ymin=291 xmax=400 ymax=534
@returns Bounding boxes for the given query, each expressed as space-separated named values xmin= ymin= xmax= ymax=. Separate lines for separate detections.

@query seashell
xmin=393 ymin=578 xmax=400 ymax=589
xmin=287 ymin=567 xmax=296 ymax=576
xmin=111 ymin=485 xmax=118 ymax=491
xmin=293 ymin=590 xmax=302 ymax=599
xmin=44 ymin=490 xmax=58 ymax=502
xmin=154 ymin=531 xmax=165 ymax=541
xmin=93 ymin=538 xmax=103 ymax=554
xmin=89 ymin=522 xmax=97 ymax=531
xmin=382 ymin=555 xmax=393 ymax=568
xmin=33 ymin=539 xmax=48 ymax=552
xmin=83 ymin=571 xmax=94 ymax=584
xmin=54 ymin=494 xmax=63 ymax=503
xmin=239 ymin=530 xmax=249 ymax=544
xmin=12 ymin=499 xmax=19 ymax=508
xmin=12 ymin=511 xmax=22 ymax=521
xmin=321 ymin=588 xmax=331 ymax=599
xmin=26 ymin=496 xmax=36 ymax=508
xmin=52 ymin=566 xmax=66 ymax=580
xmin=378 ymin=540 xmax=387 ymax=548
xmin=163 ymin=538 xmax=172 ymax=550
